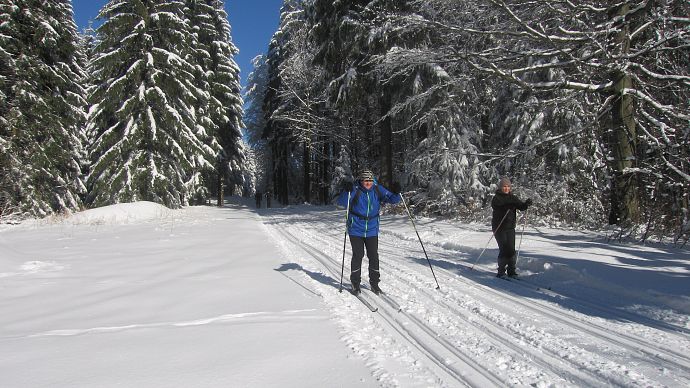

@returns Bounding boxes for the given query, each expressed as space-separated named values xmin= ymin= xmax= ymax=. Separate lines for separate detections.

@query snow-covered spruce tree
xmin=364 ymin=2 xmax=494 ymax=215
xmin=262 ymin=0 xmax=309 ymax=205
xmin=478 ymin=0 xmax=689 ymax=232
xmin=87 ymin=0 xmax=218 ymax=208
xmin=244 ymin=54 xmax=270 ymax=193
xmin=414 ymin=0 xmax=688 ymax=229
xmin=184 ymin=0 xmax=246 ymax=200
xmin=485 ymin=80 xmax=607 ymax=228
xmin=330 ymin=147 xmax=353 ymax=199
xmin=0 ymin=0 xmax=86 ymax=218
xmin=0 ymin=3 xmax=14 ymax=219
xmin=484 ymin=0 xmax=689 ymax=235
xmin=375 ymin=0 xmax=688 ymax=233
xmin=308 ymin=0 xmax=372 ymax=180
xmin=270 ymin=0 xmax=335 ymax=204
xmin=309 ymin=0 xmax=387 ymax=182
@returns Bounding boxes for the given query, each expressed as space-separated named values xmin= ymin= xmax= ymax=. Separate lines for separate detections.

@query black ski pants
xmin=349 ymin=235 xmax=379 ymax=287
xmin=494 ymin=228 xmax=517 ymax=275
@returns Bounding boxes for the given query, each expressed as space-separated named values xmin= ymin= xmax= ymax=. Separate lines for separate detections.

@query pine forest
xmin=1 ymin=0 xmax=689 ymax=243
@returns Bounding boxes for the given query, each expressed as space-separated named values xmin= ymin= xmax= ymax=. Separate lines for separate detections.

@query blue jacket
xmin=337 ymin=182 xmax=401 ymax=237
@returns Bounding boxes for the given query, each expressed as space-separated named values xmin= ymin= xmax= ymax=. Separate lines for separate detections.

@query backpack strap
xmin=349 ymin=185 xmax=384 ymax=221
xmin=350 ymin=185 xmax=382 ymax=209
xmin=350 ymin=188 xmax=363 ymax=209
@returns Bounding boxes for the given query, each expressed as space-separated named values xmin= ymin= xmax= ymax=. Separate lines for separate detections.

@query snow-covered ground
xmin=1 ymin=198 xmax=689 ymax=387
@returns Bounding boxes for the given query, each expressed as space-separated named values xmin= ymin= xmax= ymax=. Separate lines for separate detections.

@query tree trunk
xmin=320 ymin=139 xmax=330 ymax=204
xmin=216 ymin=171 xmax=224 ymax=207
xmin=607 ymin=3 xmax=640 ymax=225
xmin=303 ymin=135 xmax=311 ymax=203
xmin=270 ymin=139 xmax=289 ymax=206
xmin=279 ymin=140 xmax=289 ymax=205
xmin=379 ymin=95 xmax=393 ymax=186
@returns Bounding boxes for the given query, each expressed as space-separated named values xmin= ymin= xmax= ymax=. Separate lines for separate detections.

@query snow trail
xmin=2 ymin=201 xmax=688 ymax=387
xmin=262 ymin=204 xmax=690 ymax=387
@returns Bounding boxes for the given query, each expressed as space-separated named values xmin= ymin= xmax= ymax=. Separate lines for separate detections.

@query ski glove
xmin=525 ymin=198 xmax=533 ymax=207
xmin=390 ymin=182 xmax=401 ymax=194
xmin=338 ymin=180 xmax=353 ymax=193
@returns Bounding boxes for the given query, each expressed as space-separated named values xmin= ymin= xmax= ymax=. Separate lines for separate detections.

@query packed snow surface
xmin=1 ymin=198 xmax=689 ymax=387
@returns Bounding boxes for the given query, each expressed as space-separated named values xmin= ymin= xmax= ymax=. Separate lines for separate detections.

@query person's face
xmin=362 ymin=179 xmax=374 ymax=189
xmin=501 ymin=184 xmax=511 ymax=194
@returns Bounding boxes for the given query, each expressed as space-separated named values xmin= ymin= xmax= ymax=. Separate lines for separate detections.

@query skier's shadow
xmin=274 ymin=262 xmax=341 ymax=294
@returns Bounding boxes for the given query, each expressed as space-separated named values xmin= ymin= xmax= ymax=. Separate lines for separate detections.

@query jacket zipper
xmin=364 ymin=192 xmax=371 ymax=237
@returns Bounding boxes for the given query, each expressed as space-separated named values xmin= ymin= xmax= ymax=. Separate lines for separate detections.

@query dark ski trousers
xmin=495 ymin=228 xmax=517 ymax=275
xmin=349 ymin=236 xmax=379 ymax=287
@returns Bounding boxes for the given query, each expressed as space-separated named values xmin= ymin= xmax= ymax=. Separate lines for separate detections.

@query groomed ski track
xmin=261 ymin=207 xmax=690 ymax=387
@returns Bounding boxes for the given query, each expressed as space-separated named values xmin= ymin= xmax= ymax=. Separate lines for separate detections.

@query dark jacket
xmin=337 ymin=182 xmax=401 ymax=237
xmin=491 ymin=190 xmax=529 ymax=231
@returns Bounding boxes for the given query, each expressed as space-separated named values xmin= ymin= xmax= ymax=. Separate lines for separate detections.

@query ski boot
xmin=371 ymin=284 xmax=382 ymax=295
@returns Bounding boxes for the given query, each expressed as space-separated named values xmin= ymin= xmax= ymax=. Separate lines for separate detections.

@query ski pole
xmin=515 ymin=209 xmax=528 ymax=266
xmin=470 ymin=209 xmax=509 ymax=270
xmin=338 ymin=191 xmax=351 ymax=293
xmin=400 ymin=194 xmax=441 ymax=290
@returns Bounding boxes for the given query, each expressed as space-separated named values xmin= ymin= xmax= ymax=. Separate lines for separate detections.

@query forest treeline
xmin=1 ymin=1 xmax=688 ymax=242
xmin=245 ymin=0 xmax=689 ymax=241
xmin=1 ymin=0 xmax=246 ymax=219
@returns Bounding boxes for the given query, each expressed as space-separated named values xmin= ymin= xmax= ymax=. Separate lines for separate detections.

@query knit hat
xmin=358 ymin=169 xmax=375 ymax=181
xmin=498 ymin=177 xmax=511 ymax=187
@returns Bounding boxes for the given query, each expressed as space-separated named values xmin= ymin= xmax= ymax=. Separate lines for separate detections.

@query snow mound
xmin=67 ymin=201 xmax=173 ymax=225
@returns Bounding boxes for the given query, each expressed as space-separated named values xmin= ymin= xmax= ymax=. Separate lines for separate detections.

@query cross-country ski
xmin=350 ymin=289 xmax=378 ymax=312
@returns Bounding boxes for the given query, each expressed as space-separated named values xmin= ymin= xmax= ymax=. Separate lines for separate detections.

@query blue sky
xmin=71 ymin=0 xmax=284 ymax=88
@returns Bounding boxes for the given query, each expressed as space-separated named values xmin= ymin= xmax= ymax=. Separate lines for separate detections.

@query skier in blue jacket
xmin=337 ymin=169 xmax=401 ymax=294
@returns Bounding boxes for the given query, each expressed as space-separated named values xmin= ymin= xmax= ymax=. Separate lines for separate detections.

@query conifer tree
xmin=0 ymin=0 xmax=86 ymax=218
xmin=263 ymin=0 xmax=305 ymax=205
xmin=244 ymin=54 xmax=270 ymax=192
xmin=86 ymin=0 xmax=215 ymax=208
xmin=206 ymin=0 xmax=246 ymax=195
xmin=184 ymin=0 xmax=245 ymax=200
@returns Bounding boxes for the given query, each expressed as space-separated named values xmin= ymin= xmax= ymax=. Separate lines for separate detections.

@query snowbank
xmin=63 ymin=201 xmax=173 ymax=225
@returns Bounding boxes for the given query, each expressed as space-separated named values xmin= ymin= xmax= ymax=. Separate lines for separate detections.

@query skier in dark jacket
xmin=255 ymin=191 xmax=262 ymax=208
xmin=337 ymin=170 xmax=401 ymax=294
xmin=265 ymin=190 xmax=272 ymax=208
xmin=491 ymin=177 xmax=532 ymax=277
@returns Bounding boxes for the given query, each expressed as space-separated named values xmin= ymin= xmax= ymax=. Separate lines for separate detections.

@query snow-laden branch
xmin=629 ymin=62 xmax=690 ymax=83
xmin=623 ymin=88 xmax=690 ymax=121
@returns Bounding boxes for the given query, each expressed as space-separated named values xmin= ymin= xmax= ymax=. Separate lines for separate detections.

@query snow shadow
xmin=274 ymin=262 xmax=340 ymax=294
xmin=529 ymin=228 xmax=690 ymax=265
xmin=406 ymin=251 xmax=690 ymax=335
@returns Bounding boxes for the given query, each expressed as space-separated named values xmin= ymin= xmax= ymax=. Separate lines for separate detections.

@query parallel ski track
xmin=288 ymin=217 xmax=690 ymax=386
xmin=271 ymin=224 xmax=504 ymax=387
xmin=271 ymin=223 xmax=610 ymax=386
xmin=373 ymin=240 xmax=690 ymax=381
xmin=379 ymin=228 xmax=690 ymax=337
xmin=377 ymin=248 xmax=675 ymax=387
xmin=373 ymin=236 xmax=690 ymax=374
xmin=288 ymin=225 xmax=632 ymax=387
xmin=492 ymin=267 xmax=690 ymax=336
